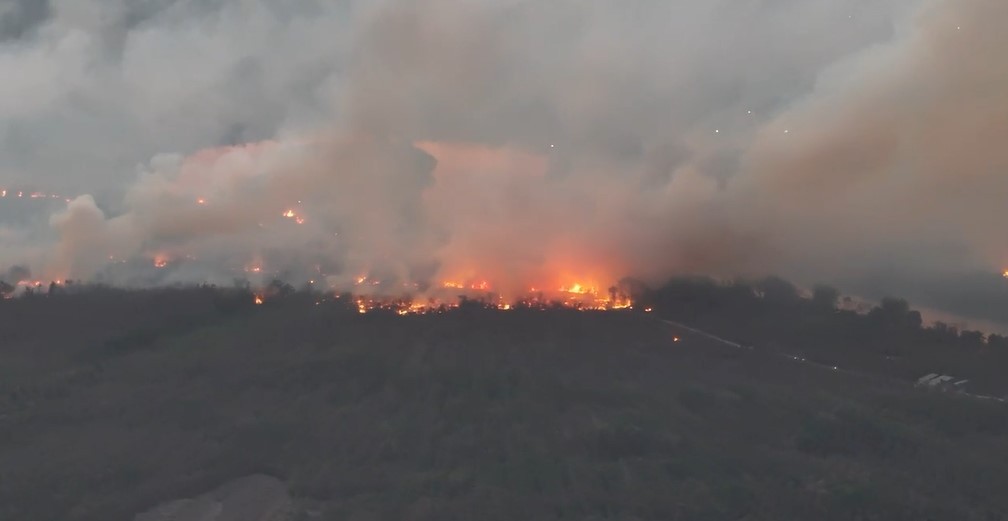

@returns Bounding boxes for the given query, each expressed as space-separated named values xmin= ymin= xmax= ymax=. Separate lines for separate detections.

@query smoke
xmin=734 ymin=0 xmax=1008 ymax=279
xmin=0 ymin=0 xmax=1005 ymax=318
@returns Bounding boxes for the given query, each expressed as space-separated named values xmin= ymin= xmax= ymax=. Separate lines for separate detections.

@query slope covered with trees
xmin=1 ymin=281 xmax=1007 ymax=520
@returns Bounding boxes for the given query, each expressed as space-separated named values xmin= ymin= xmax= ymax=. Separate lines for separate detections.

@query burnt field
xmin=2 ymin=287 xmax=1008 ymax=520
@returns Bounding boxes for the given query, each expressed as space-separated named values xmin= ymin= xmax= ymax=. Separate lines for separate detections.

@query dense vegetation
xmin=1 ymin=279 xmax=1007 ymax=520
xmin=637 ymin=276 xmax=1008 ymax=396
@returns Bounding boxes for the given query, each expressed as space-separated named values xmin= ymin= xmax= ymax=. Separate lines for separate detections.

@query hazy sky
xmin=0 ymin=0 xmax=1005 ymax=325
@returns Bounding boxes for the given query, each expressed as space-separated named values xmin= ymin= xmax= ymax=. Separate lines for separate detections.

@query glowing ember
xmin=673 ymin=337 xmax=681 ymax=343
xmin=254 ymin=295 xmax=264 ymax=305
xmin=1003 ymin=270 xmax=1008 ymax=279
xmin=281 ymin=209 xmax=306 ymax=224
xmin=153 ymin=256 xmax=170 ymax=268
xmin=609 ymin=299 xmax=633 ymax=310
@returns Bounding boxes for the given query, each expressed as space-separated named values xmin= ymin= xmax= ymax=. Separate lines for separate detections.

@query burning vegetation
xmin=242 ymin=274 xmax=636 ymax=314
xmin=339 ymin=273 xmax=635 ymax=314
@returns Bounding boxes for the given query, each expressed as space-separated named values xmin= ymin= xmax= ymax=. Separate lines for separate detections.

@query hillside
xmin=2 ymin=288 xmax=1008 ymax=520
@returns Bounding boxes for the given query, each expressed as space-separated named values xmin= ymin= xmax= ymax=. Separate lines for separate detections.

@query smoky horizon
xmin=0 ymin=0 xmax=1005 ymax=329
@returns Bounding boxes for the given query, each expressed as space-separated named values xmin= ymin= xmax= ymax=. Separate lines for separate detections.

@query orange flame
xmin=282 ymin=209 xmax=306 ymax=224
xmin=442 ymin=279 xmax=491 ymax=290
xmin=559 ymin=283 xmax=595 ymax=295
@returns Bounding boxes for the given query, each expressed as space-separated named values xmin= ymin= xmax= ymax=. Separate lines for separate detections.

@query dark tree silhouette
xmin=988 ymin=334 xmax=1008 ymax=349
xmin=758 ymin=276 xmax=800 ymax=304
xmin=959 ymin=330 xmax=985 ymax=348
xmin=812 ymin=285 xmax=840 ymax=311
xmin=868 ymin=298 xmax=922 ymax=330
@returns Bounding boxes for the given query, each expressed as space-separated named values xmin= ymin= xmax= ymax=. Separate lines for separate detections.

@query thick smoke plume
xmin=0 ymin=0 xmax=1006 ymax=317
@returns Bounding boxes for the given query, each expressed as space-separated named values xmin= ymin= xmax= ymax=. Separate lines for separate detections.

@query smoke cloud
xmin=0 ymin=0 xmax=1005 ymax=321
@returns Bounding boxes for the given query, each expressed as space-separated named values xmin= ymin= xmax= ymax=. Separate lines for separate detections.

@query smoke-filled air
xmin=0 ymin=0 xmax=1006 ymax=319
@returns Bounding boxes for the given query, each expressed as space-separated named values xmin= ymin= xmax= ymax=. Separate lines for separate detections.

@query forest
xmin=1 ymin=277 xmax=1007 ymax=520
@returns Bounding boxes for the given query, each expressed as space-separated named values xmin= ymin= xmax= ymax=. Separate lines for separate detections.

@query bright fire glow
xmin=332 ymin=274 xmax=636 ymax=315
xmin=1003 ymin=270 xmax=1008 ymax=279
xmin=196 ymin=198 xmax=206 ymax=205
xmin=153 ymin=255 xmax=170 ymax=269
xmin=559 ymin=283 xmax=594 ymax=295
xmin=254 ymin=295 xmax=264 ymax=305
xmin=282 ymin=209 xmax=305 ymax=224
xmin=442 ymin=280 xmax=490 ymax=291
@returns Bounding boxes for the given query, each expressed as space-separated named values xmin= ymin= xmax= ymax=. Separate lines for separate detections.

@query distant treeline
xmin=2 ymin=275 xmax=1006 ymax=390
xmin=629 ymin=275 xmax=1008 ymax=396
xmin=628 ymin=275 xmax=1007 ymax=349
xmin=1 ymin=275 xmax=1004 ymax=348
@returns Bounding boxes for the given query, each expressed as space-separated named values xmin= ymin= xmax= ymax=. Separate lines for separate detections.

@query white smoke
xmin=0 ymin=0 xmax=1005 ymax=313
